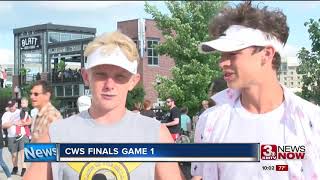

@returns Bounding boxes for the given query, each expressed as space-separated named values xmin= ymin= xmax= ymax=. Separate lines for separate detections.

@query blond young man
xmin=25 ymin=31 xmax=184 ymax=180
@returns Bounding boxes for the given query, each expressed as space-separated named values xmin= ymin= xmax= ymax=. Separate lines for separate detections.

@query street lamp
xmin=14 ymin=86 xmax=21 ymax=108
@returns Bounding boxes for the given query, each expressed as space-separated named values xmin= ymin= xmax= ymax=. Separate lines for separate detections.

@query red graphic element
xmin=261 ymin=144 xmax=277 ymax=160
xmin=276 ymin=165 xmax=288 ymax=171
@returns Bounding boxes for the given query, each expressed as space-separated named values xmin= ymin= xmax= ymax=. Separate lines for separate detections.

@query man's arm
xmin=2 ymin=121 xmax=13 ymax=129
xmin=155 ymin=124 xmax=185 ymax=180
xmin=165 ymin=108 xmax=180 ymax=127
xmin=23 ymin=128 xmax=53 ymax=180
xmin=165 ymin=117 xmax=179 ymax=126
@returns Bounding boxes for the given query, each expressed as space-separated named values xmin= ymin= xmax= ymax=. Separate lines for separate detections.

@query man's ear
xmin=128 ymin=73 xmax=141 ymax=91
xmin=81 ymin=68 xmax=90 ymax=86
xmin=262 ymin=46 xmax=276 ymax=66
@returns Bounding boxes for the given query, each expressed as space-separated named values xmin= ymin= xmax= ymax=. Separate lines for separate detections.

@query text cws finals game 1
xmin=25 ymin=143 xmax=259 ymax=162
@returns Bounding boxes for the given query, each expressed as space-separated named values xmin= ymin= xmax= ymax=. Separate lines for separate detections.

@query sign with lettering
xmin=20 ymin=36 xmax=41 ymax=50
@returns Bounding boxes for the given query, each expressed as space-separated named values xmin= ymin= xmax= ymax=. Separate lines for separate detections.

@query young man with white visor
xmin=191 ymin=2 xmax=320 ymax=180
xmin=25 ymin=31 xmax=185 ymax=180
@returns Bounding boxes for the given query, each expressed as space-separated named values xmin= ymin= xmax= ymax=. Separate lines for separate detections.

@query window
xmin=291 ymin=71 xmax=294 ymax=75
xmin=82 ymin=34 xmax=94 ymax=39
xmin=56 ymin=86 xmax=64 ymax=97
xmin=291 ymin=82 xmax=294 ymax=86
xmin=65 ymin=85 xmax=73 ymax=96
xmin=71 ymin=33 xmax=82 ymax=40
xmin=147 ymin=39 xmax=159 ymax=65
xmin=60 ymin=33 xmax=71 ymax=42
xmin=48 ymin=32 xmax=60 ymax=43
xmin=73 ymin=85 xmax=79 ymax=96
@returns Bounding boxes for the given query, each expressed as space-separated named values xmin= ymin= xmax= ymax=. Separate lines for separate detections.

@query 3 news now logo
xmin=24 ymin=143 xmax=57 ymax=162
xmin=261 ymin=144 xmax=305 ymax=160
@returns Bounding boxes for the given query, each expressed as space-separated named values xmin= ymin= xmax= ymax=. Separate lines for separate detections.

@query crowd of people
xmin=0 ymin=80 xmax=61 ymax=179
xmin=51 ymin=68 xmax=82 ymax=83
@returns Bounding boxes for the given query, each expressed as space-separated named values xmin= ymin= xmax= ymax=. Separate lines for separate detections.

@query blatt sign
xmin=20 ymin=36 xmax=41 ymax=50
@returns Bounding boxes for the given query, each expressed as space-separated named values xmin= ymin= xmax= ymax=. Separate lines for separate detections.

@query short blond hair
xmin=84 ymin=31 xmax=139 ymax=62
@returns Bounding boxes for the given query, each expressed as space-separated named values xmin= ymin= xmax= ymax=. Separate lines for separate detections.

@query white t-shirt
xmin=1 ymin=109 xmax=25 ymax=137
xmin=217 ymin=98 xmax=289 ymax=180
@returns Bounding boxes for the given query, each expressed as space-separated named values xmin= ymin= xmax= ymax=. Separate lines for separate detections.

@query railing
xmin=51 ymin=70 xmax=83 ymax=83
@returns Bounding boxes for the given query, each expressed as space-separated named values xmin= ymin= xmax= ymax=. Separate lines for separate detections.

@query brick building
xmin=117 ymin=19 xmax=175 ymax=105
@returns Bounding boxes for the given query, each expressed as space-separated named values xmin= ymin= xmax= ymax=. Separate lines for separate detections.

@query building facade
xmin=13 ymin=23 xmax=96 ymax=116
xmin=278 ymin=57 xmax=303 ymax=92
xmin=117 ymin=19 xmax=176 ymax=105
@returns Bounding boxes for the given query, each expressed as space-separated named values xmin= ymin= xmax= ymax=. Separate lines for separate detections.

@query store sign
xmin=20 ymin=36 xmax=41 ymax=50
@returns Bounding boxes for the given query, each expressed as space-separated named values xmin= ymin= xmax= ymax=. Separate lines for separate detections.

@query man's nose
xmin=103 ymin=77 xmax=116 ymax=90
xmin=219 ymin=56 xmax=231 ymax=69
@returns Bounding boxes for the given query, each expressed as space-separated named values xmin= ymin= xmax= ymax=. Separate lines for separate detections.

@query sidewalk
xmin=0 ymin=147 xmax=30 ymax=180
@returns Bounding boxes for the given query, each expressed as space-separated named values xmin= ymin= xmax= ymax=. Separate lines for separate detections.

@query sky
xmin=0 ymin=1 xmax=319 ymax=65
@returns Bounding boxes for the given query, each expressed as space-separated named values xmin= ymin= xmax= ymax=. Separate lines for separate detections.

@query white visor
xmin=85 ymin=46 xmax=138 ymax=74
xmin=199 ymin=25 xmax=284 ymax=56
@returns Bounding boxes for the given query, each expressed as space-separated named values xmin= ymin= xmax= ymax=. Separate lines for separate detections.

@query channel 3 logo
xmin=261 ymin=144 xmax=277 ymax=160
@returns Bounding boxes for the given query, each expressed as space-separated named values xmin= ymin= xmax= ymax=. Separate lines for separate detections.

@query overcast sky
xmin=0 ymin=1 xmax=319 ymax=65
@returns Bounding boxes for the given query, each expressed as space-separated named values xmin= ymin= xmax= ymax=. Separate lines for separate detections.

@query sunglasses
xmin=29 ymin=92 xmax=44 ymax=96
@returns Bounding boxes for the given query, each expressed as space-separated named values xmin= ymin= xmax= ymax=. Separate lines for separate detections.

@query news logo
xmin=24 ymin=143 xmax=57 ymax=162
xmin=261 ymin=144 xmax=305 ymax=160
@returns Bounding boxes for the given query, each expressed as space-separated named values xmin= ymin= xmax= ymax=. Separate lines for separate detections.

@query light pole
xmin=14 ymin=85 xmax=21 ymax=108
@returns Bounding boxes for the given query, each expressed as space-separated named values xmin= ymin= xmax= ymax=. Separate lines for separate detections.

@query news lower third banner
xmin=24 ymin=143 xmax=259 ymax=162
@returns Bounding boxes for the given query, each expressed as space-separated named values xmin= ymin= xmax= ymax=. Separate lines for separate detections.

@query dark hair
xmin=166 ymin=97 xmax=175 ymax=103
xmin=208 ymin=99 xmax=216 ymax=108
xmin=209 ymin=77 xmax=228 ymax=96
xmin=180 ymin=106 xmax=188 ymax=114
xmin=31 ymin=80 xmax=53 ymax=98
xmin=209 ymin=1 xmax=289 ymax=72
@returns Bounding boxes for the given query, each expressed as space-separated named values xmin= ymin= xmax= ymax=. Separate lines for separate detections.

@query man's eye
xmin=95 ymin=72 xmax=105 ymax=76
xmin=116 ymin=75 xmax=126 ymax=79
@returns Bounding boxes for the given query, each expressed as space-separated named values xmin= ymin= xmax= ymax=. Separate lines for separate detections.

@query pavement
xmin=0 ymin=147 xmax=30 ymax=180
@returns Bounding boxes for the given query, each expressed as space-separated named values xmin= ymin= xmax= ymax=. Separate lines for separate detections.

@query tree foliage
xmin=126 ymin=84 xmax=145 ymax=111
xmin=145 ymin=1 xmax=226 ymax=115
xmin=0 ymin=87 xmax=12 ymax=114
xmin=297 ymin=18 xmax=320 ymax=104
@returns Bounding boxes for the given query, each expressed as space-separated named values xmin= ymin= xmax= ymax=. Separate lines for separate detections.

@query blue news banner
xmin=24 ymin=143 xmax=259 ymax=162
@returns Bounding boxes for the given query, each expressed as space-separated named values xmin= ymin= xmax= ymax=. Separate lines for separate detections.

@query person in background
xmin=164 ymin=97 xmax=181 ymax=141
xmin=0 ymin=106 xmax=12 ymax=179
xmin=16 ymin=97 xmax=32 ymax=141
xmin=141 ymin=99 xmax=156 ymax=119
xmin=197 ymin=100 xmax=209 ymax=116
xmin=1 ymin=100 xmax=28 ymax=176
xmin=77 ymin=95 xmax=92 ymax=113
xmin=29 ymin=80 xmax=62 ymax=142
xmin=180 ymin=106 xmax=191 ymax=135
xmin=207 ymin=98 xmax=216 ymax=108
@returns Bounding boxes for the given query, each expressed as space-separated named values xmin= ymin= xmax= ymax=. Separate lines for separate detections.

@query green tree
xmin=297 ymin=18 xmax=320 ymax=104
xmin=0 ymin=87 xmax=12 ymax=113
xmin=145 ymin=1 xmax=226 ymax=115
xmin=126 ymin=85 xmax=145 ymax=110
xmin=57 ymin=59 xmax=66 ymax=72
